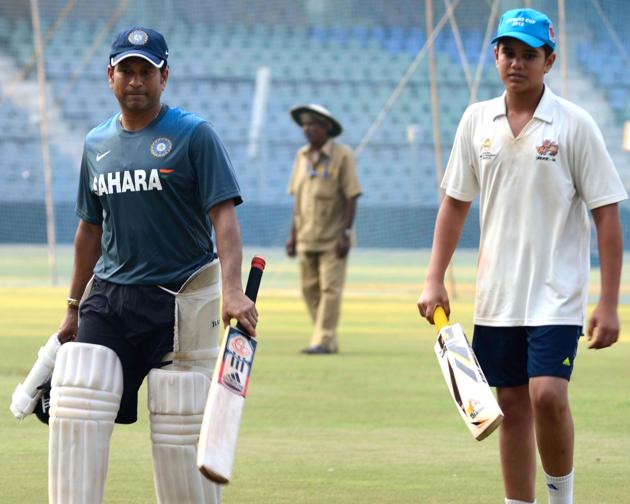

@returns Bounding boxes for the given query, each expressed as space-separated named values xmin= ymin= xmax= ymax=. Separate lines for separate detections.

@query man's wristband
xmin=341 ymin=228 xmax=352 ymax=238
xmin=67 ymin=297 xmax=80 ymax=309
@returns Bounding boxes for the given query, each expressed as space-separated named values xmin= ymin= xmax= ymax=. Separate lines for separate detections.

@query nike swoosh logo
xmin=96 ymin=150 xmax=111 ymax=162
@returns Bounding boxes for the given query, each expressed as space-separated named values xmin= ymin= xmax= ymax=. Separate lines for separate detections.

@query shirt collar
xmin=489 ymin=94 xmax=507 ymax=120
xmin=491 ymin=85 xmax=555 ymax=124
xmin=532 ymin=85 xmax=555 ymax=123
xmin=301 ymin=139 xmax=334 ymax=157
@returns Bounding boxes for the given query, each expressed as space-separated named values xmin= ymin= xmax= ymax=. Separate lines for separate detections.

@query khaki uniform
xmin=288 ymin=140 xmax=361 ymax=350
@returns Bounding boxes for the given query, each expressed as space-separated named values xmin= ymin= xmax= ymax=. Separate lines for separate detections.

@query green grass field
xmin=1 ymin=247 xmax=629 ymax=503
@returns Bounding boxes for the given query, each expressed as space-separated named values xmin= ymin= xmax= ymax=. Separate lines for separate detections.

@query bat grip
xmin=433 ymin=306 xmax=449 ymax=332
xmin=236 ymin=256 xmax=266 ymax=334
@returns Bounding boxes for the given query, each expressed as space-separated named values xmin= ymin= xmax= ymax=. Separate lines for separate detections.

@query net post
xmin=30 ymin=0 xmax=58 ymax=286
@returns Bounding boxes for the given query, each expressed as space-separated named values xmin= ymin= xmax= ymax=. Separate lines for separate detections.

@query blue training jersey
xmin=76 ymin=105 xmax=242 ymax=285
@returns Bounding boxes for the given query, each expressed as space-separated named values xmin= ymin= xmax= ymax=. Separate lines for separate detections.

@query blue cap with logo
xmin=491 ymin=8 xmax=556 ymax=51
xmin=109 ymin=26 xmax=169 ymax=68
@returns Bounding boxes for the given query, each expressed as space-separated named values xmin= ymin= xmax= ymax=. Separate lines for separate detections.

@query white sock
xmin=544 ymin=469 xmax=574 ymax=504
xmin=505 ymin=499 xmax=536 ymax=504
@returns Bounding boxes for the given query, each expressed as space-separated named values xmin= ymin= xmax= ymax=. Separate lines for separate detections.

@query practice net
xmin=0 ymin=0 xmax=628 ymax=260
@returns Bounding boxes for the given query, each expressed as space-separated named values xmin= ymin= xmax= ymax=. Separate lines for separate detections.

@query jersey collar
xmin=532 ymin=85 xmax=555 ymax=124
xmin=492 ymin=85 xmax=555 ymax=124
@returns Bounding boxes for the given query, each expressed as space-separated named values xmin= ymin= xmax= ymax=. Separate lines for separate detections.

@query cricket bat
xmin=197 ymin=255 xmax=266 ymax=484
xmin=432 ymin=306 xmax=503 ymax=441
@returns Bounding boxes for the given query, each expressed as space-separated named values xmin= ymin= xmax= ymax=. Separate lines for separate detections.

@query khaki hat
xmin=290 ymin=104 xmax=342 ymax=137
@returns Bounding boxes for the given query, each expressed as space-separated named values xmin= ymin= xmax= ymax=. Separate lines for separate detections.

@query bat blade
xmin=197 ymin=256 xmax=265 ymax=484
xmin=197 ymin=326 xmax=256 ymax=483
xmin=433 ymin=308 xmax=503 ymax=441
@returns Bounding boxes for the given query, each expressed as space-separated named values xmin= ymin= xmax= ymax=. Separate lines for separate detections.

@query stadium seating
xmin=0 ymin=5 xmax=628 ymax=246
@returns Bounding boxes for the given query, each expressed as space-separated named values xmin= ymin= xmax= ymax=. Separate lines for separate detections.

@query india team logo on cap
xmin=110 ymin=26 xmax=168 ymax=68
xmin=128 ymin=29 xmax=149 ymax=45
xmin=150 ymin=137 xmax=172 ymax=158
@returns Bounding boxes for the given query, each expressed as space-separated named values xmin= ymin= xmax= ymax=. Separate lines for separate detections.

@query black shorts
xmin=472 ymin=325 xmax=582 ymax=387
xmin=77 ymin=277 xmax=180 ymax=423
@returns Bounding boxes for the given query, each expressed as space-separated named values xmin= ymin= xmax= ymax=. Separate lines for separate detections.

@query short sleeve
xmin=75 ymin=150 xmax=103 ymax=224
xmin=441 ymin=107 xmax=479 ymax=202
xmin=339 ymin=148 xmax=361 ymax=198
xmin=287 ymin=153 xmax=300 ymax=195
xmin=571 ymin=112 xmax=627 ymax=209
xmin=190 ymin=122 xmax=243 ymax=212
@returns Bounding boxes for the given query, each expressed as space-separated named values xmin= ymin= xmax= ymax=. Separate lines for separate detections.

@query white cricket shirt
xmin=442 ymin=86 xmax=627 ymax=326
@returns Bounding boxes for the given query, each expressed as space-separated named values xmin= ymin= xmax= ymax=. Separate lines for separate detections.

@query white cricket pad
xmin=148 ymin=368 xmax=221 ymax=504
xmin=435 ymin=323 xmax=503 ymax=440
xmin=48 ymin=342 xmax=123 ymax=504
xmin=10 ymin=333 xmax=60 ymax=419
xmin=160 ymin=260 xmax=222 ymax=378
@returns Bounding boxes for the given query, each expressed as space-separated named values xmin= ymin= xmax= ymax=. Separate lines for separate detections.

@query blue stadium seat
xmin=2 ymin=13 xmax=627 ymax=229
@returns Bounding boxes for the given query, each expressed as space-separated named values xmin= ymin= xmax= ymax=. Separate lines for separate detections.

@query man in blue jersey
xmin=48 ymin=27 xmax=255 ymax=504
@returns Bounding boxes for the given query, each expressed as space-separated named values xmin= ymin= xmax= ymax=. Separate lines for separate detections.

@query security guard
xmin=286 ymin=104 xmax=362 ymax=354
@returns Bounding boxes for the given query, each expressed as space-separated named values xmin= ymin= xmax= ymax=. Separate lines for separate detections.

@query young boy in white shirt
xmin=417 ymin=8 xmax=627 ymax=504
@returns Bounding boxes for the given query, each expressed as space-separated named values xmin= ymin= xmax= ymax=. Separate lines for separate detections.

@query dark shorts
xmin=77 ymin=277 xmax=179 ymax=424
xmin=472 ymin=325 xmax=582 ymax=388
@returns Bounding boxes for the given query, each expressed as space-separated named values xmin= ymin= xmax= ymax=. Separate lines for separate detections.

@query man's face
xmin=494 ymin=38 xmax=555 ymax=94
xmin=108 ymin=57 xmax=168 ymax=113
xmin=301 ymin=114 xmax=330 ymax=147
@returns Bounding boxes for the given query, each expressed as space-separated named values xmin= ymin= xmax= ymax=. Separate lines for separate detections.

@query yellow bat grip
xmin=433 ymin=306 xmax=449 ymax=332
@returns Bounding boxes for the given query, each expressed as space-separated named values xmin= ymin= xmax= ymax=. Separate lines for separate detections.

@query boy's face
xmin=494 ymin=38 xmax=555 ymax=94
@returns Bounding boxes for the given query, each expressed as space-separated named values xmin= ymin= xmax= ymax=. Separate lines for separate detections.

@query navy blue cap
xmin=109 ymin=26 xmax=169 ymax=68
xmin=491 ymin=8 xmax=556 ymax=51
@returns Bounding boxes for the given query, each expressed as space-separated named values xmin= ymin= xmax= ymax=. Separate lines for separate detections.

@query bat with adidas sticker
xmin=197 ymin=255 xmax=266 ymax=484
xmin=432 ymin=306 xmax=503 ymax=441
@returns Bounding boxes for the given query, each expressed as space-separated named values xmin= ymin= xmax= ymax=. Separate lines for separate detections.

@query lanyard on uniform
xmin=306 ymin=153 xmax=331 ymax=179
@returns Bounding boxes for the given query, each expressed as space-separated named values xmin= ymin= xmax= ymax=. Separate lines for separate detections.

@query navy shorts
xmin=77 ymin=277 xmax=179 ymax=424
xmin=471 ymin=325 xmax=582 ymax=388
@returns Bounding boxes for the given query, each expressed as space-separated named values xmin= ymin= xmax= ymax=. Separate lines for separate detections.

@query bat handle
xmin=433 ymin=306 xmax=449 ymax=332
xmin=236 ymin=256 xmax=266 ymax=334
